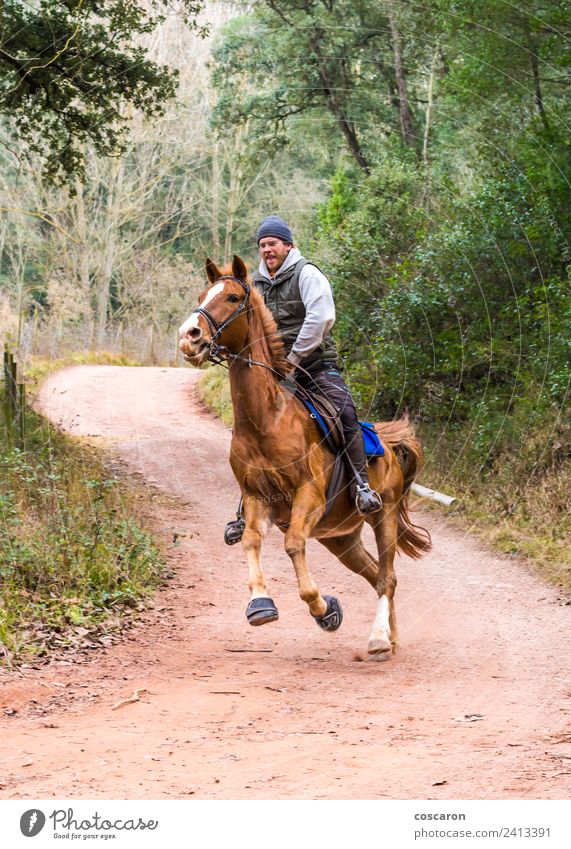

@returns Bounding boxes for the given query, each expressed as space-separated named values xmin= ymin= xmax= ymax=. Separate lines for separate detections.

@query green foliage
xmin=0 ymin=392 xmax=165 ymax=664
xmin=319 ymin=160 xmax=570 ymax=428
xmin=0 ymin=0 xmax=205 ymax=183
xmin=316 ymin=164 xmax=358 ymax=233
xmin=299 ymin=0 xmax=571 ymax=578
xmin=211 ymin=0 xmax=425 ymax=173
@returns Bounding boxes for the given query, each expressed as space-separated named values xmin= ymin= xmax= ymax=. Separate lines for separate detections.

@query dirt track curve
xmin=1 ymin=365 xmax=570 ymax=800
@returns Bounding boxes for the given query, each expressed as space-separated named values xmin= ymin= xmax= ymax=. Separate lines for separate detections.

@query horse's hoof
xmin=312 ymin=595 xmax=343 ymax=632
xmin=367 ymin=635 xmax=392 ymax=657
xmin=368 ymin=649 xmax=392 ymax=661
xmin=246 ymin=597 xmax=279 ymax=626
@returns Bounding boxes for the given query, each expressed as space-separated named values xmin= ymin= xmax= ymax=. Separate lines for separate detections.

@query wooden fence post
xmin=2 ymin=348 xmax=25 ymax=450
xmin=2 ymin=349 xmax=13 ymax=451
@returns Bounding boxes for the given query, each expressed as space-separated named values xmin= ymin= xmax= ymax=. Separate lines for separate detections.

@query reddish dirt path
xmin=1 ymin=365 xmax=570 ymax=800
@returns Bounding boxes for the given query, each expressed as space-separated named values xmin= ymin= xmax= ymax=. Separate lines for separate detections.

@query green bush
xmin=311 ymin=153 xmax=570 ymax=584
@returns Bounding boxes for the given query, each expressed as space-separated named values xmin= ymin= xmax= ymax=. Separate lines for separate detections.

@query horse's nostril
xmin=189 ymin=327 xmax=202 ymax=340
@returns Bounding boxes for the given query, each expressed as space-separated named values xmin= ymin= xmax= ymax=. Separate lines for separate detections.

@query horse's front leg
xmin=242 ymin=494 xmax=278 ymax=626
xmin=285 ymin=484 xmax=343 ymax=631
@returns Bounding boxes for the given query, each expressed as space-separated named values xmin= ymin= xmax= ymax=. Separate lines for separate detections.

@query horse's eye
xmin=227 ymin=294 xmax=240 ymax=303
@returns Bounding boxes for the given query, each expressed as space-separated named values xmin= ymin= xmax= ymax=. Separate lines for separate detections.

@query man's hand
xmin=279 ymin=365 xmax=298 ymax=394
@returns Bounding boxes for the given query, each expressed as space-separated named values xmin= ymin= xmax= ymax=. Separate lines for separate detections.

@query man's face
xmin=259 ymin=237 xmax=292 ymax=274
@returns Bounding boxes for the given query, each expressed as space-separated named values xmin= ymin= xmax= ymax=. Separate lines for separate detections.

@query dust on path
xmin=1 ymin=365 xmax=570 ymax=800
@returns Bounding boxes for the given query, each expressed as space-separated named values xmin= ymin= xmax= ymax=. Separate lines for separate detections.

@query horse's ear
xmin=205 ymin=258 xmax=222 ymax=285
xmin=232 ymin=255 xmax=248 ymax=283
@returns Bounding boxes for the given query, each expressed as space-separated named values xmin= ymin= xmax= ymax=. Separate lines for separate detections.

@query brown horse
xmin=179 ymin=255 xmax=431 ymax=658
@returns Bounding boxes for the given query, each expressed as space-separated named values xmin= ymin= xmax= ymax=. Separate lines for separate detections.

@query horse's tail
xmin=375 ymin=415 xmax=432 ymax=560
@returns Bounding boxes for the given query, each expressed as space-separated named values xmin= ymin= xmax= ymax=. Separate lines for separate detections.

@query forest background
xmin=0 ymin=0 xmax=569 ymax=659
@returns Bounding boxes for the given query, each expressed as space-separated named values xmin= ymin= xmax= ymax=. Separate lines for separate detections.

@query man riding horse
xmin=225 ymin=215 xmax=382 ymax=544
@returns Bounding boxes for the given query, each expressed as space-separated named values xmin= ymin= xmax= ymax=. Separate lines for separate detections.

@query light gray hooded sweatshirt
xmin=257 ymin=247 xmax=336 ymax=366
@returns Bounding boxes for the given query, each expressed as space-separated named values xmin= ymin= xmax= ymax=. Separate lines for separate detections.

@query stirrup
xmin=355 ymin=484 xmax=382 ymax=514
xmin=224 ymin=516 xmax=245 ymax=545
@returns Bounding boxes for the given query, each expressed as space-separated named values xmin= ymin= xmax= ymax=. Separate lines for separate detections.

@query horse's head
xmin=178 ymin=255 xmax=250 ymax=366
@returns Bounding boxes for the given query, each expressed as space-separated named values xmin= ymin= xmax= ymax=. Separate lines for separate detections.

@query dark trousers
xmin=294 ymin=361 xmax=369 ymax=486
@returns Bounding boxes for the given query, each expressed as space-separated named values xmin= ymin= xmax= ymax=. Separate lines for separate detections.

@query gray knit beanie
xmin=256 ymin=215 xmax=293 ymax=244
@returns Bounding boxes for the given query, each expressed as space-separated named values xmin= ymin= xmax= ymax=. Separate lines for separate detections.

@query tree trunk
xmin=224 ymin=125 xmax=246 ymax=258
xmin=74 ymin=178 xmax=93 ymax=331
xmin=211 ymin=141 xmax=221 ymax=256
xmin=13 ymin=246 xmax=26 ymax=351
xmin=149 ymin=318 xmax=159 ymax=365
xmin=96 ymin=160 xmax=124 ymax=347
xmin=389 ymin=13 xmax=416 ymax=149
xmin=312 ymin=38 xmax=370 ymax=174
xmin=422 ymin=45 xmax=438 ymax=207
xmin=528 ymin=38 xmax=550 ymax=133
xmin=422 ymin=47 xmax=438 ymax=167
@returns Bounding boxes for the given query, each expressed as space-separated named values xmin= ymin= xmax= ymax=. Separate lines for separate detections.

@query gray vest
xmin=252 ymin=257 xmax=338 ymax=368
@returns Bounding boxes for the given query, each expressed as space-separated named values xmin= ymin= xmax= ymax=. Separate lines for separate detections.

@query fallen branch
xmin=412 ymin=483 xmax=458 ymax=507
xmin=224 ymin=648 xmax=273 ymax=653
xmin=111 ymin=688 xmax=148 ymax=711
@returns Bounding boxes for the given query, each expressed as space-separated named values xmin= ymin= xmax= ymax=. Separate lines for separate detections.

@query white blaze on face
xmin=178 ymin=281 xmax=225 ymax=337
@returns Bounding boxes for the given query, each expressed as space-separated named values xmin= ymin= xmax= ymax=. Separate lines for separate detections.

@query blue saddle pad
xmin=302 ymin=400 xmax=384 ymax=457
xmin=359 ymin=421 xmax=385 ymax=457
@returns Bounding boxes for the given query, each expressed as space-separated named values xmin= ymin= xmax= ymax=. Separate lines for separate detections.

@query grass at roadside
xmin=198 ymin=367 xmax=570 ymax=591
xmin=195 ymin=365 xmax=234 ymax=427
xmin=24 ymin=350 xmax=140 ymax=385
xmin=0 ymin=355 xmax=165 ymax=667
xmin=419 ymin=420 xmax=571 ymax=590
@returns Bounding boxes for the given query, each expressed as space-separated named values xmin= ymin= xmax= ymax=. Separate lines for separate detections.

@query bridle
xmin=189 ymin=274 xmax=254 ymax=366
xmin=189 ymin=273 xmax=314 ymax=388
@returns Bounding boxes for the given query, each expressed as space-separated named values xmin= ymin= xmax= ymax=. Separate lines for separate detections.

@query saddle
xmin=299 ymin=395 xmax=385 ymax=458
xmin=225 ymin=383 xmax=385 ymax=544
xmin=295 ymin=389 xmax=384 ymax=521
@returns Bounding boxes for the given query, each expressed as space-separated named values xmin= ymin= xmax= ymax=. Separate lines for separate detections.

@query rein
xmin=193 ymin=275 xmax=337 ymax=419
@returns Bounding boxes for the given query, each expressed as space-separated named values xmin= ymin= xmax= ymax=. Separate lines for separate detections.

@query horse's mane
xmin=247 ymin=285 xmax=289 ymax=374
xmin=216 ymin=264 xmax=289 ymax=374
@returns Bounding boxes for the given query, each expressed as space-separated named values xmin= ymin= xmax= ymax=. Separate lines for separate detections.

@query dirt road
xmin=1 ymin=365 xmax=570 ymax=799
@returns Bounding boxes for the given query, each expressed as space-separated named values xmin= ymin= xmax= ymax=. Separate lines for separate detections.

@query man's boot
xmin=345 ymin=435 xmax=383 ymax=514
xmin=224 ymin=501 xmax=245 ymax=545
xmin=355 ymin=481 xmax=383 ymax=514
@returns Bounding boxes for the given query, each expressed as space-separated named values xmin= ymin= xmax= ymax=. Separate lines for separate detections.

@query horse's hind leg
xmin=242 ymin=495 xmax=277 ymax=626
xmin=317 ymin=532 xmax=379 ymax=590
xmin=367 ymin=501 xmax=398 ymax=659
